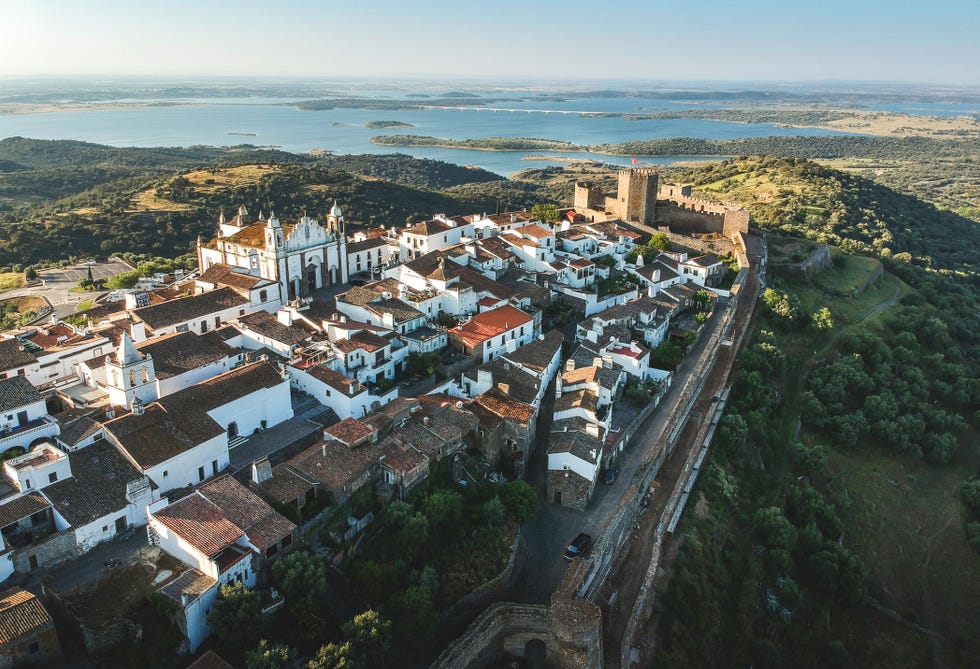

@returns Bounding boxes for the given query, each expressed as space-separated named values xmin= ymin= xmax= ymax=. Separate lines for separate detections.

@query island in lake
xmin=364 ymin=120 xmax=415 ymax=128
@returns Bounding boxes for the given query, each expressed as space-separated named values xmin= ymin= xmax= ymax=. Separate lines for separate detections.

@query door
xmin=307 ymin=264 xmax=317 ymax=292
xmin=17 ymin=411 xmax=28 ymax=427
xmin=553 ymin=490 xmax=562 ymax=504
xmin=115 ymin=516 xmax=128 ymax=533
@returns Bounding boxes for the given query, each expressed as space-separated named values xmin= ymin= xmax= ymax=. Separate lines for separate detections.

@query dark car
xmin=563 ymin=532 xmax=592 ymax=561
xmin=604 ymin=468 xmax=618 ymax=485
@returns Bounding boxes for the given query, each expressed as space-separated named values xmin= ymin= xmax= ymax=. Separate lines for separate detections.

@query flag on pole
xmin=632 ymin=158 xmax=637 ymax=165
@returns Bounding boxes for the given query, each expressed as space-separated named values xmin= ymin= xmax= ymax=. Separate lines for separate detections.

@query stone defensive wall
xmin=771 ymin=243 xmax=832 ymax=283
xmin=431 ymin=560 xmax=604 ymax=669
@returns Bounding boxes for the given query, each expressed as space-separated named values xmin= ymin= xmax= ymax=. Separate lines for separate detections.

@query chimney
xmin=181 ymin=593 xmax=190 ymax=608
xmin=105 ymin=407 xmax=116 ymax=420
xmin=322 ymin=442 xmax=327 ymax=457
xmin=277 ymin=308 xmax=293 ymax=327
xmin=251 ymin=457 xmax=272 ymax=484
xmin=423 ymin=416 xmax=430 ymax=427
xmin=132 ymin=397 xmax=145 ymax=416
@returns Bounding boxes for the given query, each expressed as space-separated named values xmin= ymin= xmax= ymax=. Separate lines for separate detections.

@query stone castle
xmin=574 ymin=168 xmax=750 ymax=237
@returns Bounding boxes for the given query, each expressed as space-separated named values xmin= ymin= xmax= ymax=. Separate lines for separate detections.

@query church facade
xmin=197 ymin=204 xmax=349 ymax=303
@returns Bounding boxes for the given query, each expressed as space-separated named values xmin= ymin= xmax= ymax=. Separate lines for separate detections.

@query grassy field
xmin=823 ymin=444 xmax=980 ymax=665
xmin=0 ymin=272 xmax=24 ymax=292
xmin=181 ymin=163 xmax=280 ymax=192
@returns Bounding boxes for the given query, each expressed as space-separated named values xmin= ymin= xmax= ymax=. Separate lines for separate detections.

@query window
xmin=198 ymin=466 xmax=206 ymax=482
xmin=163 ymin=470 xmax=168 ymax=478
xmin=215 ymin=316 xmax=220 ymax=328
xmin=28 ymin=555 xmax=38 ymax=569
xmin=259 ymin=289 xmax=268 ymax=302
xmin=239 ymin=309 xmax=245 ymax=316
xmin=25 ymin=478 xmax=31 ymax=489
xmin=48 ymin=472 xmax=58 ymax=483
xmin=200 ymin=320 xmax=208 ymax=333
xmin=212 ymin=460 xmax=219 ymax=476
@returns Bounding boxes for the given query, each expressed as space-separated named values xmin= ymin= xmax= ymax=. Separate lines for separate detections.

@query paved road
xmin=518 ymin=304 xmax=729 ymax=604
xmin=2 ymin=259 xmax=133 ymax=320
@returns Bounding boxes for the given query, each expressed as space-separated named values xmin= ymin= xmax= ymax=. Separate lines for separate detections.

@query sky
xmin=0 ymin=0 xmax=978 ymax=85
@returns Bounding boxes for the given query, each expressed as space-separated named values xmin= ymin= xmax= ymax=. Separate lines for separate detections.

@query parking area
xmin=2 ymin=258 xmax=134 ymax=320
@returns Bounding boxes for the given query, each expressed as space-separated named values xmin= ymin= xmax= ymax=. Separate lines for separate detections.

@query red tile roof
xmin=0 ymin=588 xmax=53 ymax=645
xmin=152 ymin=494 xmax=244 ymax=558
xmin=198 ymin=475 xmax=295 ymax=552
xmin=448 ymin=305 xmax=532 ymax=348
xmin=324 ymin=418 xmax=377 ymax=447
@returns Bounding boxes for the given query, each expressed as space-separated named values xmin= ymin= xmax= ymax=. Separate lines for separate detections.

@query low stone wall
xmin=771 ymin=244 xmax=832 ymax=283
xmin=12 ymin=529 xmax=78 ymax=574
xmin=442 ymin=531 xmax=525 ymax=623
xmin=856 ymin=261 xmax=884 ymax=294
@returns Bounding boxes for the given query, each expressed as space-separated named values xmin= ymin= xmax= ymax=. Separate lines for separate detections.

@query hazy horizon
xmin=1 ymin=0 xmax=978 ymax=86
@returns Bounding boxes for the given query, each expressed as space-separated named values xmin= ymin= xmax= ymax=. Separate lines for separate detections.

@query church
xmin=197 ymin=203 xmax=349 ymax=303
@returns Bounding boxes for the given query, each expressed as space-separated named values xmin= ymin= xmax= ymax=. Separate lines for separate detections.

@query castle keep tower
xmin=616 ymin=168 xmax=658 ymax=226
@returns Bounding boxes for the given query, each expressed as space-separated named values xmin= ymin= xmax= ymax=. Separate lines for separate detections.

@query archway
xmin=524 ymin=639 xmax=547 ymax=668
xmin=306 ymin=263 xmax=318 ymax=293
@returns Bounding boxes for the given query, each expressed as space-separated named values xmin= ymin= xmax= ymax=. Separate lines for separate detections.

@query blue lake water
xmin=0 ymin=95 xmax=965 ymax=176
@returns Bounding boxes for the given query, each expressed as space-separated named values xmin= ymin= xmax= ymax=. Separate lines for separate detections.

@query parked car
xmin=604 ymin=468 xmax=618 ymax=485
xmin=563 ymin=532 xmax=592 ymax=561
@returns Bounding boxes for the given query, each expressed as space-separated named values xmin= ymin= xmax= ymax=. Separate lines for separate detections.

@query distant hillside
xmin=0 ymin=139 xmax=553 ymax=268
xmin=678 ymin=156 xmax=979 ymax=277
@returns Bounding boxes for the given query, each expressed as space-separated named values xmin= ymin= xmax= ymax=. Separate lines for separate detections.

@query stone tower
xmin=105 ymin=333 xmax=157 ymax=410
xmin=616 ymin=168 xmax=658 ymax=226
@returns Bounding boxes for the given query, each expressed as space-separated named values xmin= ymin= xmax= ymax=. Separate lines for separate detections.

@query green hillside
xmin=0 ymin=139 xmax=550 ymax=268
xmin=679 ymin=156 xmax=978 ymax=277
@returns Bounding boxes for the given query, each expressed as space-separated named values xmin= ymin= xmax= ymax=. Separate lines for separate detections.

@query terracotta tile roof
xmin=236 ymin=311 xmax=311 ymax=346
xmin=477 ymin=297 xmax=501 ymax=308
xmin=350 ymin=331 xmax=389 ymax=352
xmin=404 ymin=219 xmax=451 ymax=236
xmin=380 ymin=439 xmax=428 ymax=474
xmin=306 ymin=366 xmax=364 ymax=397
xmin=0 ymin=588 xmax=53 ymax=645
xmin=105 ymin=361 xmax=285 ymax=469
xmin=132 ymin=287 xmax=247 ymax=331
xmin=405 ymin=252 xmax=461 ymax=281
xmin=136 ymin=330 xmax=235 ymax=379
xmin=471 ymin=388 xmax=535 ymax=424
xmin=225 ymin=223 xmax=295 ymax=248
xmin=548 ymin=429 xmax=601 ymax=463
xmin=501 ymin=331 xmax=562 ymax=373
xmin=197 ymin=264 xmax=269 ymax=293
xmin=569 ymin=257 xmax=594 ymax=269
xmin=449 ymin=305 xmax=532 ymax=348
xmin=347 ymin=237 xmax=387 ymax=254
xmin=44 ymin=439 xmax=144 ymax=527
xmin=198 ymin=475 xmax=295 ymax=552
xmin=257 ymin=463 xmax=317 ymax=505
xmin=0 ymin=492 xmax=50 ymax=528
xmin=555 ymin=389 xmax=599 ymax=414
xmin=324 ymin=418 xmax=377 ymax=447
xmin=186 ymin=650 xmax=234 ymax=669
xmin=0 ymin=339 xmax=38 ymax=371
xmin=152 ymin=493 xmax=245 ymax=558
xmin=688 ymin=254 xmax=722 ymax=267
xmin=512 ymin=224 xmax=554 ymax=239
xmin=288 ymin=440 xmax=380 ymax=495
xmin=0 ymin=376 xmax=43 ymax=413
xmin=454 ymin=265 xmax=515 ymax=300
xmin=159 ymin=570 xmax=218 ymax=609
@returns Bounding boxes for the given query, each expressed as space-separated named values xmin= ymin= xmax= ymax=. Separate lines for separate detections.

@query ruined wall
xmin=11 ymin=529 xmax=78 ymax=574
xmin=654 ymin=185 xmax=750 ymax=237
xmin=442 ymin=532 xmax=525 ymax=623
xmin=772 ymin=244 xmax=832 ymax=283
